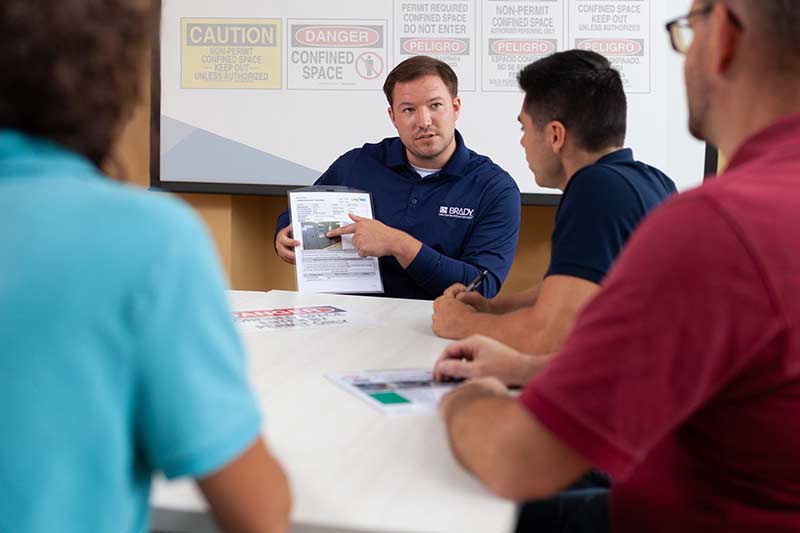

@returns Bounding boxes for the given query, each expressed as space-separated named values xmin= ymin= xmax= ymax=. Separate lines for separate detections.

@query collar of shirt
xmin=0 ymin=129 xmax=97 ymax=179
xmin=725 ymin=112 xmax=800 ymax=173
xmin=561 ymin=148 xmax=634 ymax=198
xmin=385 ymin=129 xmax=470 ymax=179
xmin=596 ymin=147 xmax=634 ymax=165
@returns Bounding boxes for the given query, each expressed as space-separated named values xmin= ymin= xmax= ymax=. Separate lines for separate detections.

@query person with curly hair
xmin=0 ymin=1 xmax=291 ymax=532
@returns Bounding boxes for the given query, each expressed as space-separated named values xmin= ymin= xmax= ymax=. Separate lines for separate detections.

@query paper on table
xmin=233 ymin=305 xmax=377 ymax=332
xmin=289 ymin=188 xmax=383 ymax=294
xmin=328 ymin=369 xmax=458 ymax=416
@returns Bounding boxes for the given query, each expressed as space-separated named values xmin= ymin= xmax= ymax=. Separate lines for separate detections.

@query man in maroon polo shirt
xmin=436 ymin=1 xmax=800 ymax=531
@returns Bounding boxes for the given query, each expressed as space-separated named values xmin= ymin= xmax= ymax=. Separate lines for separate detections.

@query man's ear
xmin=548 ymin=121 xmax=567 ymax=154
xmin=709 ymin=2 xmax=743 ymax=77
xmin=452 ymin=96 xmax=462 ymax=120
xmin=387 ymin=106 xmax=396 ymax=126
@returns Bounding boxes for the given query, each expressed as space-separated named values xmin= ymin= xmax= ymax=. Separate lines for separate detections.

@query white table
xmin=151 ymin=290 xmax=516 ymax=533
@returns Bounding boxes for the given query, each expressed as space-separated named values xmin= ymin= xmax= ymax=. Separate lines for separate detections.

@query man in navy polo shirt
xmin=431 ymin=50 xmax=677 ymax=365
xmin=275 ymin=56 xmax=521 ymax=300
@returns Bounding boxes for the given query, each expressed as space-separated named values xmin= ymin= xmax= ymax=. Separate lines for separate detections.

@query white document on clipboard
xmin=289 ymin=186 xmax=384 ymax=294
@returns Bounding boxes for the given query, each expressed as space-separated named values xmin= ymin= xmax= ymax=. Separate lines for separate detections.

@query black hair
xmin=517 ymin=49 xmax=627 ymax=151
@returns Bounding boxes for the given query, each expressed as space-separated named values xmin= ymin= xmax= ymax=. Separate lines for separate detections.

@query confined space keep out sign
xmin=482 ymin=0 xmax=565 ymax=92
xmin=568 ymin=0 xmax=650 ymax=93
xmin=394 ymin=0 xmax=478 ymax=91
xmin=287 ymin=20 xmax=389 ymax=90
xmin=181 ymin=18 xmax=281 ymax=89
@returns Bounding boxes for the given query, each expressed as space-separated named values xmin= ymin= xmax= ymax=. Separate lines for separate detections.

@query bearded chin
xmin=686 ymin=73 xmax=711 ymax=141
xmin=687 ymin=94 xmax=711 ymax=142
xmin=688 ymin=113 xmax=706 ymax=141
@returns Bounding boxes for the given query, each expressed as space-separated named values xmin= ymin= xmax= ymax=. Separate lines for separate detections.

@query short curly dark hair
xmin=0 ymin=0 xmax=157 ymax=166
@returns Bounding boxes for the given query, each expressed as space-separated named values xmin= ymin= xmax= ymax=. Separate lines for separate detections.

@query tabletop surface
xmin=151 ymin=290 xmax=516 ymax=533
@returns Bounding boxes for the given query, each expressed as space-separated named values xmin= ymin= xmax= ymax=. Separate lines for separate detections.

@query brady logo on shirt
xmin=438 ymin=206 xmax=475 ymax=220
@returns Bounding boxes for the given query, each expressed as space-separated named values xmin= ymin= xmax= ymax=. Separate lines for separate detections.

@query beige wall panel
xmin=230 ymin=196 xmax=296 ymax=291
xmin=501 ymin=206 xmax=555 ymax=295
xmin=177 ymin=194 xmax=234 ymax=278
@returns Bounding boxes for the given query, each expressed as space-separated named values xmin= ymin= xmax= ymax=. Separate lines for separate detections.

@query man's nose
xmin=416 ymin=108 xmax=432 ymax=129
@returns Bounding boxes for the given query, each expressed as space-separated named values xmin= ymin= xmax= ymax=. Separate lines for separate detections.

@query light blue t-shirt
xmin=0 ymin=131 xmax=262 ymax=533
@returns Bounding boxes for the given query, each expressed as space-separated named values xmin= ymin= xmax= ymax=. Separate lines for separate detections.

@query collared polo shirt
xmin=547 ymin=148 xmax=677 ymax=284
xmin=277 ymin=130 xmax=521 ymax=299
xmin=521 ymin=113 xmax=800 ymax=532
xmin=0 ymin=130 xmax=262 ymax=533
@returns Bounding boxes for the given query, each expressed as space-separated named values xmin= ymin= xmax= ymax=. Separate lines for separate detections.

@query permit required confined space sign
xmin=394 ymin=0 xmax=478 ymax=91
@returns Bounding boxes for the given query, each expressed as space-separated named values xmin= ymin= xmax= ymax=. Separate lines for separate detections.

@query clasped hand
xmin=432 ymin=283 xmax=493 ymax=339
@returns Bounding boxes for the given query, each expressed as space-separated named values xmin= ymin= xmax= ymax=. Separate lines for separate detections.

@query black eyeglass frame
xmin=665 ymin=2 xmax=743 ymax=53
xmin=665 ymin=4 xmax=714 ymax=53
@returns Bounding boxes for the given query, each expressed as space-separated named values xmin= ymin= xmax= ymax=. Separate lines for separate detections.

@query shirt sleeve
xmin=546 ymin=167 xmax=646 ymax=284
xmin=519 ymin=193 xmax=783 ymax=479
xmin=134 ymin=203 xmax=262 ymax=479
xmin=405 ymin=176 xmax=521 ymax=298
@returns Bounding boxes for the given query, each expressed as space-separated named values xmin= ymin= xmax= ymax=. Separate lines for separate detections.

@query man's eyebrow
xmin=517 ymin=115 xmax=522 ymax=123
xmin=398 ymin=96 xmax=445 ymax=107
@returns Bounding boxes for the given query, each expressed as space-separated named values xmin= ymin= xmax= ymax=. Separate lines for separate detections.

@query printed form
xmin=289 ymin=187 xmax=384 ymax=294
xmin=328 ymin=369 xmax=458 ymax=415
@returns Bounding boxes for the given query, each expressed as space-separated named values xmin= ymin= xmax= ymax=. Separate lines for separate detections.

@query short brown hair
xmin=382 ymin=56 xmax=458 ymax=106
xmin=0 ymin=0 xmax=157 ymax=166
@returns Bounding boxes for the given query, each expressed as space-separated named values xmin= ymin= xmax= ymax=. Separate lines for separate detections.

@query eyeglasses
xmin=665 ymin=2 xmax=743 ymax=54
xmin=665 ymin=4 xmax=714 ymax=53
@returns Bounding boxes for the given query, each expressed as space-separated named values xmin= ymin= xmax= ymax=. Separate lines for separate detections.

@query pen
xmin=464 ymin=269 xmax=489 ymax=292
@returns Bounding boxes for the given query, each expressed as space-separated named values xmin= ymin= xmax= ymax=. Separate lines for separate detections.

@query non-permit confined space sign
xmin=394 ymin=0 xmax=478 ymax=90
xmin=287 ymin=19 xmax=389 ymax=90
xmin=181 ymin=18 xmax=282 ymax=89
xmin=569 ymin=0 xmax=650 ymax=93
xmin=482 ymin=0 xmax=565 ymax=91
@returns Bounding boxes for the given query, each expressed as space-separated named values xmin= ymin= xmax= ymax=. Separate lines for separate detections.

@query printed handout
xmin=289 ymin=187 xmax=384 ymax=294
xmin=328 ymin=369 xmax=459 ymax=415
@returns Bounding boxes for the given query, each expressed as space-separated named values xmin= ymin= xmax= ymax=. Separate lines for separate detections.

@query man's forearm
xmin=445 ymin=391 xmax=587 ymax=500
xmin=461 ymin=307 xmax=562 ymax=355
xmin=391 ymin=231 xmax=423 ymax=269
xmin=488 ymin=285 xmax=541 ymax=314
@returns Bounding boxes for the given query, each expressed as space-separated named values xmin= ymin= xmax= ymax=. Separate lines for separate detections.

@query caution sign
xmin=181 ymin=18 xmax=282 ymax=89
xmin=394 ymin=0 xmax=478 ymax=91
xmin=482 ymin=0 xmax=565 ymax=91
xmin=287 ymin=20 xmax=389 ymax=90
xmin=569 ymin=0 xmax=650 ymax=93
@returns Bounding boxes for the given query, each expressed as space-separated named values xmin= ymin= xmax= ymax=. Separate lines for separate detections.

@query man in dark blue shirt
xmin=432 ymin=50 xmax=677 ymax=358
xmin=275 ymin=56 xmax=521 ymax=300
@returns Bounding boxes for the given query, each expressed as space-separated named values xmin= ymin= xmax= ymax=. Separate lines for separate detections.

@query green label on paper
xmin=370 ymin=392 xmax=410 ymax=405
